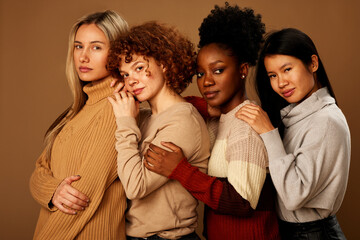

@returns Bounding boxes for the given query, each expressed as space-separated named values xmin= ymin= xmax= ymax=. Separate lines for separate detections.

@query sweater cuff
xmin=169 ymin=158 xmax=192 ymax=181
xmin=260 ymin=128 xmax=287 ymax=161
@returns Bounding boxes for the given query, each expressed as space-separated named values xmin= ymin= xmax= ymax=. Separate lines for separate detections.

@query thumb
xmin=161 ymin=141 xmax=181 ymax=152
xmin=64 ymin=175 xmax=81 ymax=184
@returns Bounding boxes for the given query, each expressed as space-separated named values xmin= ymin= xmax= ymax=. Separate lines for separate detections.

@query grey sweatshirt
xmin=261 ymin=87 xmax=350 ymax=223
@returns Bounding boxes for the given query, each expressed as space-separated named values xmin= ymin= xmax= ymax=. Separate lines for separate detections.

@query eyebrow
xmin=208 ymin=60 xmax=224 ymax=67
xmin=74 ymin=40 xmax=106 ymax=44
xmin=267 ymin=62 xmax=292 ymax=74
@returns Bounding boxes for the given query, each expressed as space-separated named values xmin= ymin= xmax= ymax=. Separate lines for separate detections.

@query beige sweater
xmin=30 ymin=78 xmax=126 ymax=240
xmin=115 ymin=102 xmax=210 ymax=239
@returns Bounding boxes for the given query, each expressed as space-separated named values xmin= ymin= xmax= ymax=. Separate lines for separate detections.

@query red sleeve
xmin=184 ymin=96 xmax=210 ymax=120
xmin=169 ymin=158 xmax=253 ymax=216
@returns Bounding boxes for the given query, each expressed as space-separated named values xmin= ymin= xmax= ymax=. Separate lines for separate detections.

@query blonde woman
xmin=29 ymin=10 xmax=128 ymax=239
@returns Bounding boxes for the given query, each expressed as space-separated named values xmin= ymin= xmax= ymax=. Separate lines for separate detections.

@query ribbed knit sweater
xmin=114 ymin=102 xmax=210 ymax=239
xmin=171 ymin=99 xmax=280 ymax=240
xmin=29 ymin=78 xmax=126 ymax=240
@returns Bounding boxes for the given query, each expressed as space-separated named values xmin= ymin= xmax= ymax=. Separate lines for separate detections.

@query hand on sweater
xmin=144 ymin=142 xmax=185 ymax=177
xmin=108 ymin=90 xmax=139 ymax=118
xmin=52 ymin=175 xmax=90 ymax=215
xmin=236 ymin=103 xmax=275 ymax=134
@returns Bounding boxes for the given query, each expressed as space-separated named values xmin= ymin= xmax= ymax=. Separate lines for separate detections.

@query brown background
xmin=1 ymin=0 xmax=359 ymax=239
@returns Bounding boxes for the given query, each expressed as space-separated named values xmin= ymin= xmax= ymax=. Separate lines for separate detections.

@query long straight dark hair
xmin=255 ymin=28 xmax=336 ymax=137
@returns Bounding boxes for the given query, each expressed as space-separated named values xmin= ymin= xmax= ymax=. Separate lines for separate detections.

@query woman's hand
xmin=110 ymin=78 xmax=125 ymax=93
xmin=108 ymin=91 xmax=139 ymax=118
xmin=51 ymin=175 xmax=89 ymax=215
xmin=236 ymin=103 xmax=275 ymax=134
xmin=144 ymin=142 xmax=185 ymax=177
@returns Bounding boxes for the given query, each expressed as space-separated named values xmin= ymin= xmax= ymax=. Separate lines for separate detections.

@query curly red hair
xmin=107 ymin=21 xmax=196 ymax=94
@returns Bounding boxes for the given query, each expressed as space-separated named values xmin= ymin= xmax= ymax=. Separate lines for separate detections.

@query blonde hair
xmin=43 ymin=10 xmax=128 ymax=159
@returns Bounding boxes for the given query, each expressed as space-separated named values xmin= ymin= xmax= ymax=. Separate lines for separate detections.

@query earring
xmin=241 ymin=74 xmax=246 ymax=79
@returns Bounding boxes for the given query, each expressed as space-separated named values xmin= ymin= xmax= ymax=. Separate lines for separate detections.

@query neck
xmin=220 ymin=91 xmax=246 ymax=114
xmin=148 ymin=86 xmax=184 ymax=115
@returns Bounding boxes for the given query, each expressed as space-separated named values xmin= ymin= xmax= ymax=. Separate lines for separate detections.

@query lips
xmin=79 ymin=67 xmax=92 ymax=73
xmin=203 ymin=90 xmax=219 ymax=99
xmin=133 ymin=88 xmax=144 ymax=95
xmin=281 ymin=88 xmax=295 ymax=97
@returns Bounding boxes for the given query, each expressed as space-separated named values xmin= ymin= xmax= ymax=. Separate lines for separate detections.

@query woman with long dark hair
xmin=237 ymin=28 xmax=350 ymax=239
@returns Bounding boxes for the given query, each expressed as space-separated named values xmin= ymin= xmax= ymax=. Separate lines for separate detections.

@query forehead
xmin=264 ymin=54 xmax=300 ymax=68
xmin=197 ymin=43 xmax=236 ymax=65
xmin=75 ymin=24 xmax=108 ymax=43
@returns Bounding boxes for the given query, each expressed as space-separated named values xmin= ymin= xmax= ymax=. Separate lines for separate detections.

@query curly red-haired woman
xmin=107 ymin=22 xmax=210 ymax=240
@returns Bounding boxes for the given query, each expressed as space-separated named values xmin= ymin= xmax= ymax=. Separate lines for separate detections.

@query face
xmin=265 ymin=54 xmax=319 ymax=104
xmin=73 ymin=24 xmax=111 ymax=82
xmin=119 ymin=54 xmax=166 ymax=102
xmin=196 ymin=43 xmax=246 ymax=113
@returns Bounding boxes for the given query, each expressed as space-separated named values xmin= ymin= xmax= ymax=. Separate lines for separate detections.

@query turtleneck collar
xmin=83 ymin=78 xmax=115 ymax=105
xmin=281 ymin=87 xmax=335 ymax=127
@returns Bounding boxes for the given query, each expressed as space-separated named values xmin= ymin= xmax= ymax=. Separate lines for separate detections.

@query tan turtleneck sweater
xmin=30 ymin=78 xmax=126 ymax=240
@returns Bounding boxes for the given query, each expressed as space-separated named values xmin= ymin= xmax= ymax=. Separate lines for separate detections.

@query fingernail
xmin=76 ymin=175 xmax=81 ymax=177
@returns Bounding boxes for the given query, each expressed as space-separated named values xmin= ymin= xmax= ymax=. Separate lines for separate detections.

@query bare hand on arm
xmin=144 ymin=142 xmax=185 ymax=177
xmin=108 ymin=91 xmax=139 ymax=118
xmin=236 ymin=103 xmax=275 ymax=134
xmin=51 ymin=175 xmax=90 ymax=215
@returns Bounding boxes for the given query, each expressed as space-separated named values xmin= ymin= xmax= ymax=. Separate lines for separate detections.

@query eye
xmin=214 ymin=69 xmax=223 ymax=74
xmin=120 ymin=73 xmax=129 ymax=79
xmin=74 ymin=44 xmax=82 ymax=49
xmin=284 ymin=67 xmax=291 ymax=72
xmin=196 ymin=72 xmax=204 ymax=78
xmin=268 ymin=74 xmax=276 ymax=79
xmin=136 ymin=66 xmax=143 ymax=71
xmin=92 ymin=45 xmax=102 ymax=50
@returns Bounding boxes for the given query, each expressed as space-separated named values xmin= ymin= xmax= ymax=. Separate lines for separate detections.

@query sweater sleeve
xmin=115 ymin=109 xmax=203 ymax=200
xmin=35 ymin=105 xmax=119 ymax=240
xmin=261 ymin=115 xmax=351 ymax=211
xmin=226 ymin=119 xmax=267 ymax=210
xmin=184 ymin=96 xmax=209 ymax=120
xmin=29 ymin=150 xmax=63 ymax=211
xmin=169 ymin=159 xmax=253 ymax=216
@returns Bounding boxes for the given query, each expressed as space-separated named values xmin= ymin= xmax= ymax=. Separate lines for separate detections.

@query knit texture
xmin=114 ymin=102 xmax=210 ymax=239
xmin=208 ymin=101 xmax=267 ymax=209
xmin=170 ymin=99 xmax=280 ymax=240
xmin=261 ymin=87 xmax=351 ymax=222
xmin=30 ymin=78 xmax=126 ymax=240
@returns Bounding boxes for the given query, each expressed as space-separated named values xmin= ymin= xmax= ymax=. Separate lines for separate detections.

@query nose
xmin=278 ymin=76 xmax=288 ymax=88
xmin=127 ymin=75 xmax=138 ymax=87
xmin=79 ymin=48 xmax=89 ymax=63
xmin=203 ymin=74 xmax=215 ymax=87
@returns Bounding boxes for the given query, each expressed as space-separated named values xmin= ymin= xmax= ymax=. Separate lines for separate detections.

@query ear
xmin=310 ymin=55 xmax=319 ymax=73
xmin=239 ymin=63 xmax=249 ymax=79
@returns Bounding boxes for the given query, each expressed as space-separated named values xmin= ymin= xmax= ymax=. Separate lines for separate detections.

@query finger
xmin=56 ymin=202 xmax=77 ymax=215
xmin=114 ymin=81 xmax=125 ymax=93
xmin=144 ymin=158 xmax=155 ymax=170
xmin=148 ymin=143 xmax=167 ymax=154
xmin=65 ymin=185 xmax=89 ymax=203
xmin=146 ymin=148 xmax=161 ymax=161
xmin=62 ymin=194 xmax=88 ymax=210
xmin=110 ymin=79 xmax=117 ymax=87
xmin=114 ymin=93 xmax=121 ymax=101
xmin=107 ymin=96 xmax=116 ymax=106
xmin=63 ymin=175 xmax=81 ymax=184
xmin=119 ymin=91 xmax=128 ymax=99
xmin=160 ymin=141 xmax=181 ymax=152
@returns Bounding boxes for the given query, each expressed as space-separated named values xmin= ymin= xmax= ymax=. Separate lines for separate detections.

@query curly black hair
xmin=198 ymin=2 xmax=265 ymax=66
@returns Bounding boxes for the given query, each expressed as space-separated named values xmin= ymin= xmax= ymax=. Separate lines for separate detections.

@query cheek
xmin=270 ymin=80 xmax=279 ymax=93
